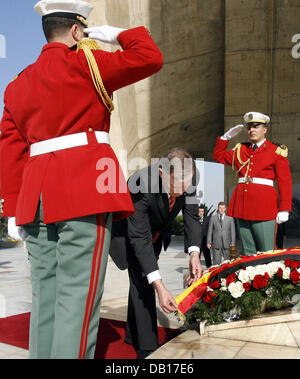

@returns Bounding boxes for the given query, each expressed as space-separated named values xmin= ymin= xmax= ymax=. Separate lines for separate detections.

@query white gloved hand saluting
xmin=84 ymin=25 xmax=127 ymax=45
xmin=221 ymin=124 xmax=244 ymax=141
xmin=276 ymin=211 xmax=289 ymax=224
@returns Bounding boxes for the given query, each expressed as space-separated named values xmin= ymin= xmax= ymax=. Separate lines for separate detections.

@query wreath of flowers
xmin=183 ymin=255 xmax=300 ymax=327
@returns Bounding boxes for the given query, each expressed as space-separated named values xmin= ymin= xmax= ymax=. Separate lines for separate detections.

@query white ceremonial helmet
xmin=243 ymin=111 xmax=270 ymax=125
xmin=34 ymin=0 xmax=93 ymax=27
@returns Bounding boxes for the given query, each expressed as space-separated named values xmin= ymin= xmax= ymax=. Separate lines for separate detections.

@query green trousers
xmin=23 ymin=202 xmax=112 ymax=359
xmin=236 ymin=218 xmax=276 ymax=256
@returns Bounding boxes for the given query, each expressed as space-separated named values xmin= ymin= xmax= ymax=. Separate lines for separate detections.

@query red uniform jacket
xmin=0 ymin=27 xmax=164 ymax=225
xmin=213 ymin=137 xmax=292 ymax=221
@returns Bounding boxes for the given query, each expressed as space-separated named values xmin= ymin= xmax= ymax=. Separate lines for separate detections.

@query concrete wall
xmin=87 ymin=0 xmax=225 ymax=176
xmin=224 ymin=0 xmax=300 ymax=198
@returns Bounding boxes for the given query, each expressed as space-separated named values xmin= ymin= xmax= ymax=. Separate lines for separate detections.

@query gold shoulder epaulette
xmin=275 ymin=144 xmax=288 ymax=158
xmin=76 ymin=38 xmax=114 ymax=113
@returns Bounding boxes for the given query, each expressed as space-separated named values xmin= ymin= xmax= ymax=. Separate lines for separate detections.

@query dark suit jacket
xmin=109 ymin=162 xmax=201 ymax=274
xmin=198 ymin=215 xmax=210 ymax=248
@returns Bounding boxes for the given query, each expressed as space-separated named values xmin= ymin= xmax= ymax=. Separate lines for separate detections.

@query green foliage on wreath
xmin=183 ymin=277 xmax=300 ymax=328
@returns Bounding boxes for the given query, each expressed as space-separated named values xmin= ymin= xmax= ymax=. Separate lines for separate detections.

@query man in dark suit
xmin=109 ymin=148 xmax=202 ymax=359
xmin=198 ymin=206 xmax=212 ymax=268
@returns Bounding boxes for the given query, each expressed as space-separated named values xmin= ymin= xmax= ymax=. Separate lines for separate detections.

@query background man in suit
xmin=109 ymin=148 xmax=202 ymax=359
xmin=198 ymin=206 xmax=212 ymax=268
xmin=207 ymin=202 xmax=236 ymax=265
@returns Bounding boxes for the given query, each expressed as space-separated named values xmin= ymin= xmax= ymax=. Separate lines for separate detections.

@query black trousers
xmin=125 ymin=265 xmax=159 ymax=352
xmin=201 ymin=245 xmax=212 ymax=268
xmin=201 ymin=236 xmax=212 ymax=268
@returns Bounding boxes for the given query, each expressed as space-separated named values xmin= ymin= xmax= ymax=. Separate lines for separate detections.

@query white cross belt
xmin=238 ymin=177 xmax=274 ymax=186
xmin=30 ymin=131 xmax=110 ymax=157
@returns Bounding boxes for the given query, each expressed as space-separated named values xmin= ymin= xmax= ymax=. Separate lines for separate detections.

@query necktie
xmin=153 ymin=196 xmax=176 ymax=243
xmin=253 ymin=144 xmax=258 ymax=152
xmin=219 ymin=214 xmax=223 ymax=227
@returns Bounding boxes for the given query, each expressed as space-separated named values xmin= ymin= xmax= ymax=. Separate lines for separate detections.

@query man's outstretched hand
xmin=152 ymin=280 xmax=178 ymax=313
xmin=186 ymin=251 xmax=202 ymax=286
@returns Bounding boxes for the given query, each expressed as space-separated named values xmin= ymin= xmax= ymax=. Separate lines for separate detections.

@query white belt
xmin=238 ymin=177 xmax=274 ymax=187
xmin=30 ymin=131 xmax=110 ymax=157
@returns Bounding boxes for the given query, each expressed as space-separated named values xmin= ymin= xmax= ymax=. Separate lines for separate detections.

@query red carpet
xmin=0 ymin=313 xmax=180 ymax=359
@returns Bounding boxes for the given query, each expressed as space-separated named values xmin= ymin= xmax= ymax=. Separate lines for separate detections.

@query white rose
xmin=245 ymin=266 xmax=256 ymax=281
xmin=282 ymin=267 xmax=291 ymax=280
xmin=238 ymin=269 xmax=249 ymax=283
xmin=266 ymin=262 xmax=280 ymax=277
xmin=228 ymin=281 xmax=245 ymax=299
xmin=255 ymin=264 xmax=268 ymax=276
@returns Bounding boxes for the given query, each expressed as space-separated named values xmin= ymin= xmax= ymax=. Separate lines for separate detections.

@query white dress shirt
xmin=252 ymin=138 xmax=266 ymax=149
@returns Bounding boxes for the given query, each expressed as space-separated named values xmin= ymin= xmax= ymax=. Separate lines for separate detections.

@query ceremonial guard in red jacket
xmin=0 ymin=0 xmax=163 ymax=359
xmin=213 ymin=112 xmax=292 ymax=255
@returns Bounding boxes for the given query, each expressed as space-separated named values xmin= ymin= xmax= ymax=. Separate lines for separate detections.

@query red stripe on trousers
xmin=79 ymin=214 xmax=105 ymax=359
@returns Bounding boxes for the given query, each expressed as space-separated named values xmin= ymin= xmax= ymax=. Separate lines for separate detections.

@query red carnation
xmin=226 ymin=272 xmax=237 ymax=286
xmin=290 ymin=261 xmax=300 ymax=270
xmin=243 ymin=282 xmax=250 ymax=292
xmin=285 ymin=259 xmax=292 ymax=267
xmin=210 ymin=280 xmax=220 ymax=289
xmin=204 ymin=291 xmax=217 ymax=304
xmin=253 ymin=274 xmax=268 ymax=289
xmin=290 ymin=270 xmax=300 ymax=284
xmin=277 ymin=268 xmax=283 ymax=278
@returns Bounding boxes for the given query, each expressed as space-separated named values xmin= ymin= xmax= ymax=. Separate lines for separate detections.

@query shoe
xmin=137 ymin=349 xmax=155 ymax=359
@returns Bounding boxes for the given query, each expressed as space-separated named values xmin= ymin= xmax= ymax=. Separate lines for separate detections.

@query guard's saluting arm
xmin=213 ymin=124 xmax=244 ymax=165
xmin=82 ymin=25 xmax=164 ymax=94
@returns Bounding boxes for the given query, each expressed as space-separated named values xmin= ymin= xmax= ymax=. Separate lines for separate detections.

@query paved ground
xmin=0 ymin=238 xmax=192 ymax=359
